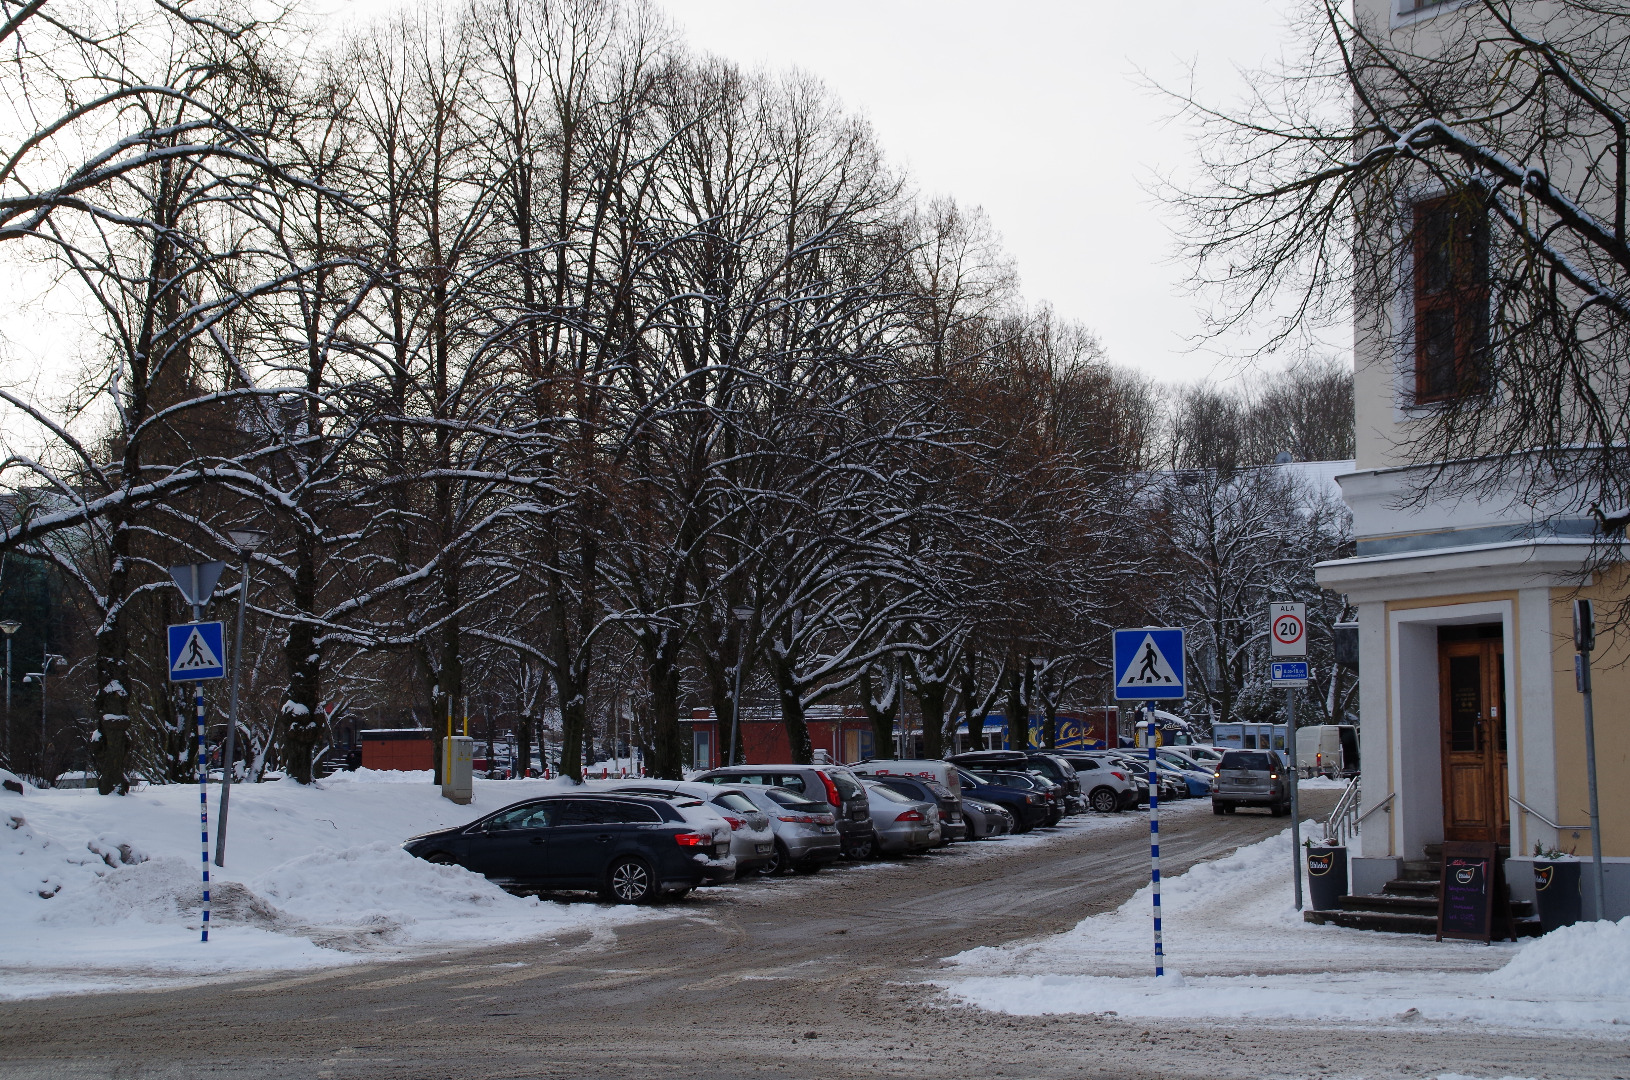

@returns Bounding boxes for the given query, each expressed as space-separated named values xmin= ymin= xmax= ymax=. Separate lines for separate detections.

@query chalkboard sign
xmin=1436 ymin=842 xmax=1511 ymax=942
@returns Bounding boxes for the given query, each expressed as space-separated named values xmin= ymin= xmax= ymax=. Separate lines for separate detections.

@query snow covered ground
xmin=1 ymin=770 xmax=660 ymax=999
xmin=939 ymin=824 xmax=1630 ymax=1034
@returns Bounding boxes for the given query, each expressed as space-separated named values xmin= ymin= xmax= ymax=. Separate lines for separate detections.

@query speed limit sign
xmin=1270 ymin=602 xmax=1307 ymax=657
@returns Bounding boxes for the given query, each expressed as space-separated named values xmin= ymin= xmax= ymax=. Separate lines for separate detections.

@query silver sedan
xmin=861 ymin=780 xmax=941 ymax=855
xmin=734 ymin=785 xmax=844 ymax=875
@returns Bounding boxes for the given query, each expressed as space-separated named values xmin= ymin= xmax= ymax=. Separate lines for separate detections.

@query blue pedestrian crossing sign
xmin=168 ymin=622 xmax=226 ymax=681
xmin=1113 ymin=628 xmax=1186 ymax=700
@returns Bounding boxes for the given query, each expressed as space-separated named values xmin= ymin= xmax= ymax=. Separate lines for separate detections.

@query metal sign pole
xmin=1575 ymin=600 xmax=1607 ymax=920
xmin=1147 ymin=703 xmax=1163 ymax=978
xmin=196 ymin=680 xmax=210 ymax=943
xmin=215 ymin=556 xmax=249 ymax=867
xmin=1289 ymin=685 xmax=1303 ymax=911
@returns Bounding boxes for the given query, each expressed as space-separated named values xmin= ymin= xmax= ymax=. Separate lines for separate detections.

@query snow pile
xmin=1482 ymin=916 xmax=1630 ymax=999
xmin=0 ymin=775 xmax=657 ymax=999
xmin=940 ymin=826 xmax=1630 ymax=1031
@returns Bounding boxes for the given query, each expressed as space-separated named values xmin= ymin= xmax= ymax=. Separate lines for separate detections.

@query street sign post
xmin=1113 ymin=628 xmax=1184 ymax=979
xmin=1112 ymin=628 xmax=1186 ymax=700
xmin=167 ymin=622 xmax=227 ymax=682
xmin=1269 ymin=602 xmax=1307 ymax=910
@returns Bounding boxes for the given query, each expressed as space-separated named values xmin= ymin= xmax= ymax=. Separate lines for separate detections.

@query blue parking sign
xmin=1113 ymin=628 xmax=1186 ymax=700
xmin=168 ymin=622 xmax=226 ymax=681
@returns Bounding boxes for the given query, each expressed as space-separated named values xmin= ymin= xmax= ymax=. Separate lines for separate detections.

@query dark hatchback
xmin=950 ymin=749 xmax=1084 ymax=814
xmin=402 ymin=793 xmax=733 ymax=903
xmin=952 ymin=766 xmax=1052 ymax=832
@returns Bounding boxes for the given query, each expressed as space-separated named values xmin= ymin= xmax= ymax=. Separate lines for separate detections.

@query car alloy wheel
xmin=1090 ymin=787 xmax=1120 ymax=814
xmin=606 ymin=858 xmax=654 ymax=903
xmin=756 ymin=841 xmax=789 ymax=876
xmin=845 ymin=831 xmax=876 ymax=860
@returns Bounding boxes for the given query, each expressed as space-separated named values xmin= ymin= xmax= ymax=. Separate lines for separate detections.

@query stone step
xmin=1304 ymin=908 xmax=1544 ymax=937
xmin=1340 ymin=893 xmax=1437 ymax=915
xmin=1384 ymin=878 xmax=1440 ymax=897
xmin=1398 ymin=859 xmax=1439 ymax=881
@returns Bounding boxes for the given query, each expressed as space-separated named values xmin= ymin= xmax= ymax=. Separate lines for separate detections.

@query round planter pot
xmin=1306 ymin=846 xmax=1347 ymax=911
xmin=1533 ymin=858 xmax=1583 ymax=933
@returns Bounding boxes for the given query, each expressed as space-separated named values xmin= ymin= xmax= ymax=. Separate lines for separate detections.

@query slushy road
xmin=2 ymin=789 xmax=1618 ymax=1078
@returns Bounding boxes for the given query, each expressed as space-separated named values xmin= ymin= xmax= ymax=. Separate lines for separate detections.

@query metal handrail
xmin=1509 ymin=795 xmax=1589 ymax=832
xmin=1323 ymin=776 xmax=1368 ymax=846
xmin=1354 ymin=791 xmax=1394 ymax=824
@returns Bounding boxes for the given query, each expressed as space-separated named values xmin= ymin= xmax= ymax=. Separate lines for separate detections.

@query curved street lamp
xmin=216 ymin=528 xmax=269 ymax=867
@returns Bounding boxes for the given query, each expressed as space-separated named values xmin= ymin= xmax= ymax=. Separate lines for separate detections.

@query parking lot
xmin=4 ymin=784 xmax=1618 ymax=1080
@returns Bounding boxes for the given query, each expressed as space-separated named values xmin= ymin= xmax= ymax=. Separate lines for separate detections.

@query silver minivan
xmin=1211 ymin=749 xmax=1291 ymax=816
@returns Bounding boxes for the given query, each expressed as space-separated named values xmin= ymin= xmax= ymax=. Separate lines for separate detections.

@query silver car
xmin=604 ymin=780 xmax=778 ymax=873
xmin=961 ymin=795 xmax=1014 ymax=838
xmin=861 ymin=780 xmax=941 ymax=854
xmin=734 ymin=785 xmax=844 ymax=875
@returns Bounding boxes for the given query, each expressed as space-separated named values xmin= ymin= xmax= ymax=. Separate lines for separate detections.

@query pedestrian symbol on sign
xmin=167 ymin=621 xmax=226 ymax=681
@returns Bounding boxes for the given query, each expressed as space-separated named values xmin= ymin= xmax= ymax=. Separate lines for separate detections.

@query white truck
xmin=1295 ymin=724 xmax=1359 ymax=778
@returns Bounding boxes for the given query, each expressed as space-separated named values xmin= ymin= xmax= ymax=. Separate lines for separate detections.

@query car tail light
xmin=1026 ymin=794 xmax=1042 ymax=805
xmin=777 ymin=813 xmax=816 ymax=824
xmin=673 ymin=831 xmax=712 ymax=848
xmin=818 ymin=771 xmax=842 ymax=808
xmin=815 ymin=813 xmax=835 ymax=825
xmin=722 ymin=815 xmax=746 ymax=830
xmin=1112 ymin=771 xmax=1126 ymax=781
xmin=895 ymin=810 xmax=924 ymax=822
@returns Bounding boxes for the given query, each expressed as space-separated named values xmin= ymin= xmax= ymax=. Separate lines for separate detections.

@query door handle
xmin=529 ymin=837 xmax=545 ymax=845
xmin=596 ymin=833 xmax=612 ymax=842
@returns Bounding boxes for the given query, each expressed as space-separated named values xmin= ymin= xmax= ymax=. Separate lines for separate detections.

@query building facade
xmin=1317 ymin=0 xmax=1630 ymax=916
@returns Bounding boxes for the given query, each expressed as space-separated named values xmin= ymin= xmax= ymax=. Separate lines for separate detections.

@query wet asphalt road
xmin=2 ymin=789 xmax=1624 ymax=1079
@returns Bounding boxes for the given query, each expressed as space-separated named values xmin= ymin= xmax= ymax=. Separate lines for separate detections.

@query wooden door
xmin=1439 ymin=637 xmax=1509 ymax=844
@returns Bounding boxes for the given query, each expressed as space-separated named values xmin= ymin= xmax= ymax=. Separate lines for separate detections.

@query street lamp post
xmin=215 ymin=529 xmax=268 ymax=867
xmin=0 ymin=619 xmax=19 ymax=763
xmin=729 ymin=607 xmax=754 ymax=767
xmin=22 ymin=653 xmax=61 ymax=783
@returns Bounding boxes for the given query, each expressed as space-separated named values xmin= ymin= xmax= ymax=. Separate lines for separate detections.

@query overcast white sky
xmin=322 ymin=0 xmax=1331 ymax=385
xmin=650 ymin=0 xmax=1321 ymax=385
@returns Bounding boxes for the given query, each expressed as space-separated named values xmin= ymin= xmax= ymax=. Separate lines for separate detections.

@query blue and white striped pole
xmin=1147 ymin=703 xmax=1162 ymax=978
xmin=196 ymin=681 xmax=210 ymax=943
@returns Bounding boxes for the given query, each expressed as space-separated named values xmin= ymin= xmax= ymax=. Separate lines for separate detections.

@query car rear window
xmin=826 ymin=769 xmax=864 ymax=801
xmin=712 ymin=792 xmax=758 ymax=813
xmin=865 ymin=782 xmax=913 ymax=803
xmin=1221 ymin=752 xmax=1274 ymax=770
xmin=765 ymin=787 xmax=821 ymax=810
xmin=605 ymin=801 xmax=664 ymax=823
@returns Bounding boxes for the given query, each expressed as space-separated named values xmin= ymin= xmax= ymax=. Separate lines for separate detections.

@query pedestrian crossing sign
xmin=168 ymin=621 xmax=226 ymax=681
xmin=1113 ymin=628 xmax=1186 ymax=700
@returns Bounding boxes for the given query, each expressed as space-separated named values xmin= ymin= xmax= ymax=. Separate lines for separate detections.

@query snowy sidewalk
xmin=938 ymin=825 xmax=1630 ymax=1033
xmin=1 ymin=771 xmax=658 ymax=999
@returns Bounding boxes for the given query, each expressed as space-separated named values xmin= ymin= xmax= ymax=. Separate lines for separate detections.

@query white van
xmin=848 ymin=759 xmax=961 ymax=797
xmin=1295 ymin=725 xmax=1359 ymax=778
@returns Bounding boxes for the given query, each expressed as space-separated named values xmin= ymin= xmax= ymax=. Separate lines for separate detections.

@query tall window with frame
xmin=1412 ymin=192 xmax=1490 ymax=403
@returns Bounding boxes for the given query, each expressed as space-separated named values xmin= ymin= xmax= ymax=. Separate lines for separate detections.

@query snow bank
xmin=1 ymin=774 xmax=657 ymax=999
xmin=940 ymin=825 xmax=1630 ymax=1031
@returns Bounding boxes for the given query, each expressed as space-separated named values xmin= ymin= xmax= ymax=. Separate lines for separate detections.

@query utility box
xmin=442 ymin=736 xmax=473 ymax=804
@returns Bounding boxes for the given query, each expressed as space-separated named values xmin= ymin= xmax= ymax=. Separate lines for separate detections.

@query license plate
xmin=819 ymin=825 xmax=836 ymax=834
xmin=755 ymin=843 xmax=772 ymax=854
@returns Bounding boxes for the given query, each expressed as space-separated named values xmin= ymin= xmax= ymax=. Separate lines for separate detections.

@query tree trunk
xmin=645 ymin=632 xmax=685 ymax=779
xmin=282 ymin=531 xmax=323 ymax=785
xmin=917 ymin=680 xmax=947 ymax=760
xmin=92 ymin=516 xmax=132 ymax=795
xmin=860 ymin=666 xmax=898 ymax=760
xmin=516 ymin=713 xmax=533 ymax=778
xmin=769 ymin=655 xmax=813 ymax=765
xmin=1006 ymin=663 xmax=1027 ymax=752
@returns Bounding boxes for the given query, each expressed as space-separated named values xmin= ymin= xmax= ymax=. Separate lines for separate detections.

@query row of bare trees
xmin=0 ymin=0 xmax=1176 ymax=787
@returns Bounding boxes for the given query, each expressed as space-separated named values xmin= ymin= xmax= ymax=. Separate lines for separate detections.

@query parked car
xmin=1211 ymin=749 xmax=1291 ymax=815
xmin=864 ymin=774 xmax=965 ymax=843
xmin=1104 ymin=752 xmax=1184 ymax=803
xmin=952 ymin=767 xmax=1051 ymax=832
xmin=732 ymin=785 xmax=844 ymax=874
xmin=861 ymin=780 xmax=942 ymax=854
xmin=1180 ymin=745 xmax=1225 ymax=768
xmin=1057 ymin=754 xmax=1139 ymax=812
xmin=401 ymin=793 xmax=734 ymax=902
xmin=1075 ymin=752 xmax=1151 ymax=806
xmin=1150 ymin=757 xmax=1210 ymax=798
xmin=976 ymin=770 xmax=1065 ymax=826
xmin=603 ymin=780 xmax=778 ymax=874
xmin=950 ymin=749 xmax=1084 ymax=817
xmin=961 ymin=795 xmax=1014 ymax=838
xmin=849 ymin=758 xmax=964 ymax=799
xmin=694 ymin=764 xmax=876 ymax=858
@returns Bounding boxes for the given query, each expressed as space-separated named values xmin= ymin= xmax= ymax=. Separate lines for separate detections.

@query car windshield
xmin=1221 ymin=752 xmax=1274 ymax=770
xmin=765 ymin=787 xmax=821 ymax=810
xmin=865 ymin=782 xmax=913 ymax=803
